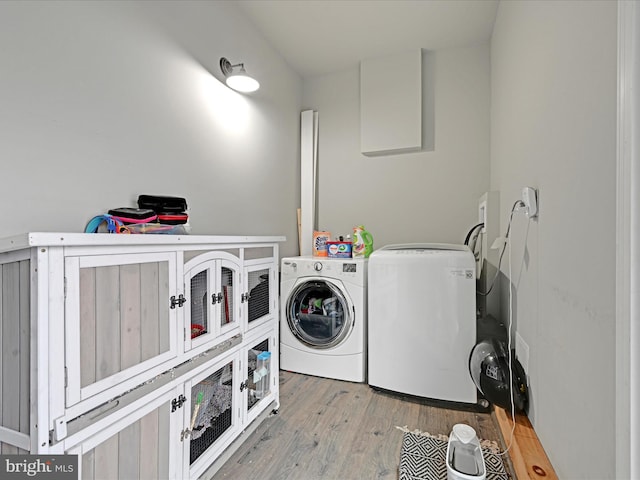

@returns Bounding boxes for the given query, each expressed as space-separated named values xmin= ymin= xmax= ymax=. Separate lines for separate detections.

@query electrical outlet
xmin=490 ymin=236 xmax=506 ymax=250
xmin=521 ymin=187 xmax=538 ymax=218
xmin=478 ymin=200 xmax=487 ymax=233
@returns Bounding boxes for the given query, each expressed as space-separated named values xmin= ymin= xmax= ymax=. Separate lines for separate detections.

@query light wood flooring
xmin=213 ymin=370 xmax=513 ymax=480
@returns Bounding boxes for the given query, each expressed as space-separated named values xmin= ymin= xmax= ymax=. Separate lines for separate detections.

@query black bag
xmin=137 ymin=195 xmax=188 ymax=213
xmin=107 ymin=208 xmax=157 ymax=222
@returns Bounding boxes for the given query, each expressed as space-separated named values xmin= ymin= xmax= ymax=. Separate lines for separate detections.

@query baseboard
xmin=493 ymin=407 xmax=558 ymax=479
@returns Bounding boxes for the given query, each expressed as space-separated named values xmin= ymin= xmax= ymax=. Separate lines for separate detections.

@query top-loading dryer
xmin=280 ymin=256 xmax=367 ymax=383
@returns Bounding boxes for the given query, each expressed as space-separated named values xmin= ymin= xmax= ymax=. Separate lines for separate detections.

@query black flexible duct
xmin=464 ymin=223 xmax=484 ymax=245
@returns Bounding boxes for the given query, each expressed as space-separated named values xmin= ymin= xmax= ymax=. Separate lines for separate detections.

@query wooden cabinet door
xmin=65 ymin=386 xmax=181 ymax=480
xmin=64 ymin=252 xmax=178 ymax=414
xmin=0 ymin=254 xmax=31 ymax=454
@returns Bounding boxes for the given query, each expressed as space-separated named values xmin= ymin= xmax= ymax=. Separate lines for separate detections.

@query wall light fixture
xmin=219 ymin=57 xmax=260 ymax=93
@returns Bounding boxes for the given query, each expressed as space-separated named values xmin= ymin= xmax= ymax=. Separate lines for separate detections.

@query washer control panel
xmin=343 ymin=263 xmax=357 ymax=273
xmin=281 ymin=257 xmax=367 ymax=280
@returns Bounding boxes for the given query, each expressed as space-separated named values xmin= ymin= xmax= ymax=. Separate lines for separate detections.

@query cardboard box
xmin=313 ymin=231 xmax=331 ymax=256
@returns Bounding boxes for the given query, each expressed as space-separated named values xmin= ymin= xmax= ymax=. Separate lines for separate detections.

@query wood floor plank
xmin=213 ymin=371 xmax=511 ymax=480
xmin=296 ymin=388 xmax=371 ymax=478
xmin=341 ymin=414 xmax=402 ymax=479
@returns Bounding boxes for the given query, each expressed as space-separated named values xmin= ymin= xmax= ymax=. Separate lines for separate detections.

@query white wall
xmin=616 ymin=2 xmax=640 ymax=477
xmin=491 ymin=1 xmax=617 ymax=478
xmin=0 ymin=0 xmax=302 ymax=257
xmin=302 ymin=44 xmax=491 ymax=247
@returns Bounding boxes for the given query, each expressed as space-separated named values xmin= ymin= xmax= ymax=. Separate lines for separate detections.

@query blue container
xmin=327 ymin=241 xmax=352 ymax=258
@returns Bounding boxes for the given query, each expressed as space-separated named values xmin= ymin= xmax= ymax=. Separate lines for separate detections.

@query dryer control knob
xmin=313 ymin=262 xmax=323 ymax=271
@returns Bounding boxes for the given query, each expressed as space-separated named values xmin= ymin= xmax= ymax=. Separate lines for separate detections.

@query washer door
xmin=286 ymin=278 xmax=353 ymax=349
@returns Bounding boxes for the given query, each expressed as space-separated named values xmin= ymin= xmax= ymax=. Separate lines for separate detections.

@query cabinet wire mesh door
xmin=190 ymin=270 xmax=208 ymax=339
xmin=247 ymin=339 xmax=271 ymax=412
xmin=247 ymin=269 xmax=270 ymax=324
xmin=80 ymin=402 xmax=171 ymax=480
xmin=220 ymin=267 xmax=234 ymax=328
xmin=189 ymin=360 xmax=234 ymax=465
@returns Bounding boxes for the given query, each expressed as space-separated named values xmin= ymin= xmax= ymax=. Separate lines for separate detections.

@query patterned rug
xmin=397 ymin=427 xmax=510 ymax=480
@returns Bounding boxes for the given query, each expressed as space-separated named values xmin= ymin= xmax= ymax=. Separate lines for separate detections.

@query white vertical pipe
xmin=300 ymin=110 xmax=317 ymax=256
xmin=630 ymin=3 xmax=640 ymax=477
xmin=313 ymin=110 xmax=319 ymax=224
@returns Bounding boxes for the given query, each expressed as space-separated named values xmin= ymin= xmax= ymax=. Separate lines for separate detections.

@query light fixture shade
xmin=226 ymin=72 xmax=260 ymax=93
xmin=220 ymin=57 xmax=260 ymax=93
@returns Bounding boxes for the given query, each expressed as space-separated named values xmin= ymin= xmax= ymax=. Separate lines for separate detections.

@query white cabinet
xmin=183 ymin=326 xmax=277 ymax=480
xmin=61 ymin=326 xmax=278 ymax=480
xmin=0 ymin=233 xmax=283 ymax=478
xmin=360 ymin=49 xmax=423 ymax=155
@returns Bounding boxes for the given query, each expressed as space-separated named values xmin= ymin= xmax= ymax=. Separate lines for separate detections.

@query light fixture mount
xmin=219 ymin=57 xmax=237 ymax=77
xmin=219 ymin=57 xmax=260 ymax=93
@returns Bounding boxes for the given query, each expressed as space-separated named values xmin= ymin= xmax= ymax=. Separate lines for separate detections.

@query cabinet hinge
xmin=171 ymin=394 xmax=187 ymax=412
xmin=64 ymin=366 xmax=68 ymax=388
xmin=63 ymin=277 xmax=67 ymax=300
xmin=170 ymin=294 xmax=186 ymax=309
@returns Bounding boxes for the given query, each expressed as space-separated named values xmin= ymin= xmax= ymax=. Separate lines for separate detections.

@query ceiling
xmin=236 ymin=0 xmax=500 ymax=79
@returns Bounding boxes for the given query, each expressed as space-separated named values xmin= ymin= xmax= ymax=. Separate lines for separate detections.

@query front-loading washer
xmin=280 ymin=256 xmax=367 ymax=383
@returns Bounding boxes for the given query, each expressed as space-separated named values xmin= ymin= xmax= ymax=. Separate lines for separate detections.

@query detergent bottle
xmin=352 ymin=226 xmax=373 ymax=258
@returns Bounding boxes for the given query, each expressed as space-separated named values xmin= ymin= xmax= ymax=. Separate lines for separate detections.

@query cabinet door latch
xmin=171 ymin=394 xmax=187 ymax=412
xmin=212 ymin=292 xmax=223 ymax=304
xmin=241 ymin=292 xmax=250 ymax=303
xmin=240 ymin=380 xmax=248 ymax=392
xmin=170 ymin=294 xmax=186 ymax=309
xmin=52 ymin=417 xmax=67 ymax=443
